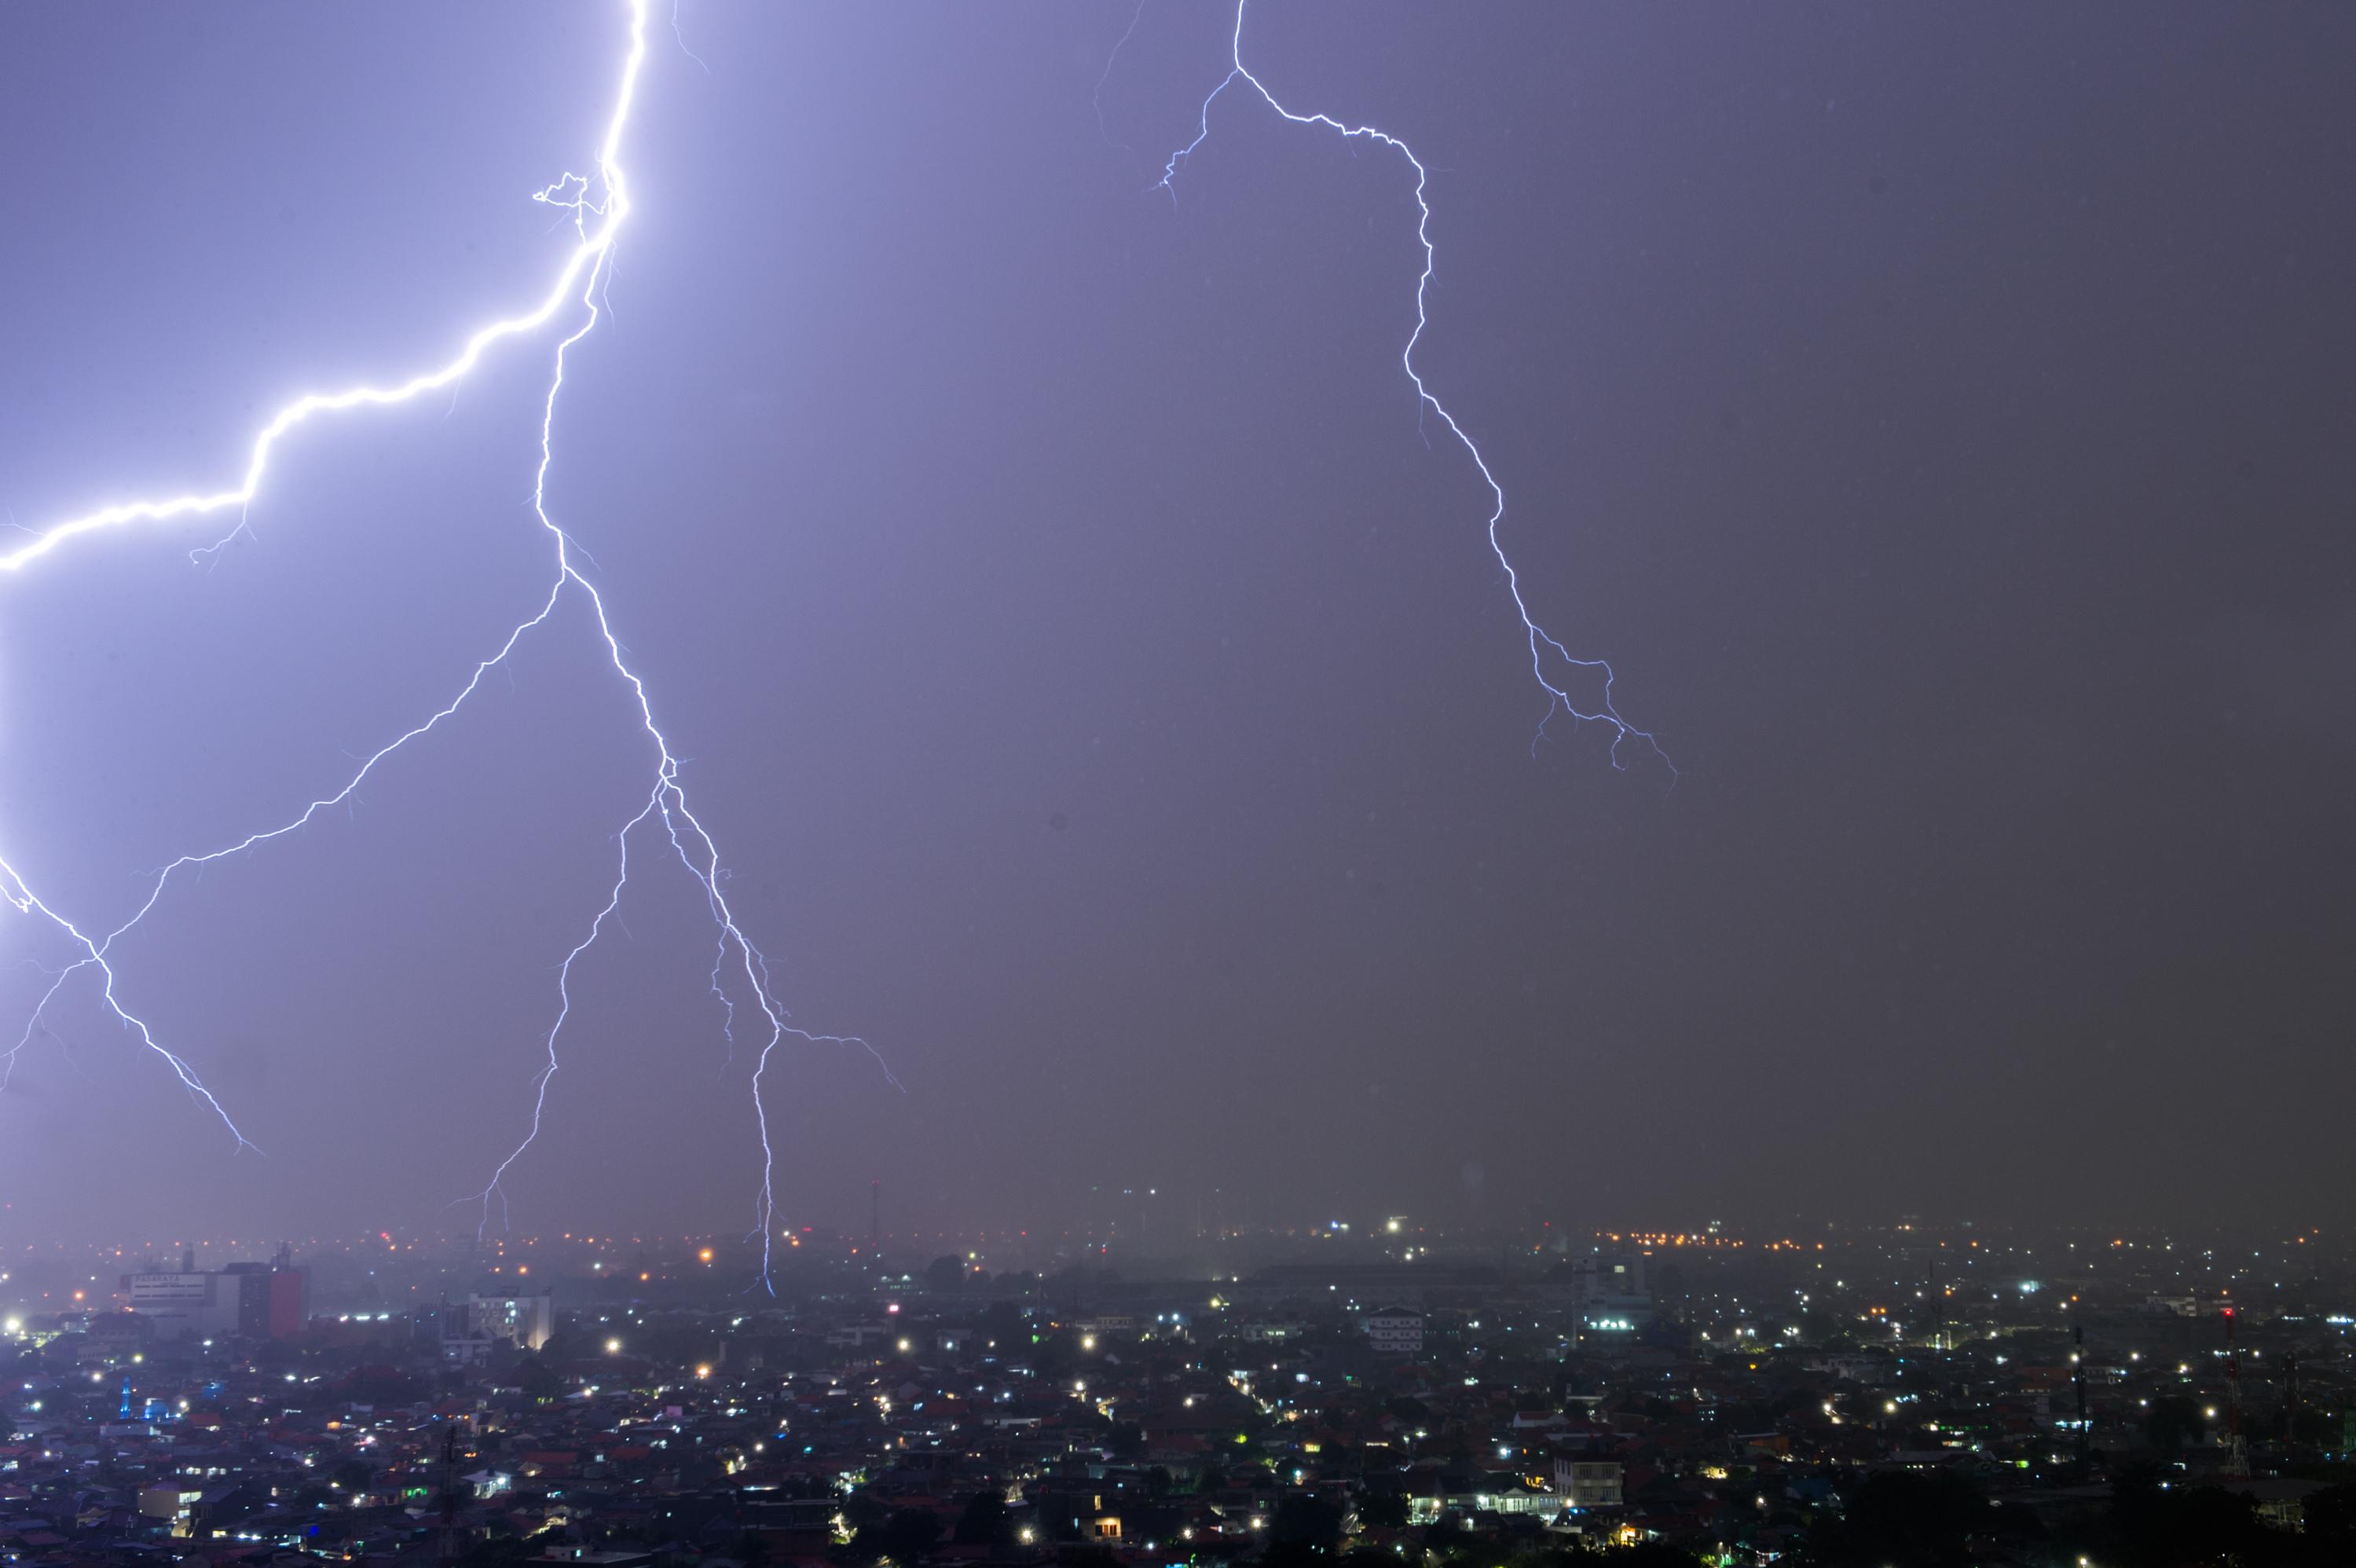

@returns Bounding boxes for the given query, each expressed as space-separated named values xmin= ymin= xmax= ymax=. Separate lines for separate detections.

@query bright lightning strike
xmin=1161 ymin=1 xmax=1672 ymax=776
xmin=0 ymin=0 xmax=873 ymax=1286
xmin=11 ymin=0 xmax=1665 ymax=1284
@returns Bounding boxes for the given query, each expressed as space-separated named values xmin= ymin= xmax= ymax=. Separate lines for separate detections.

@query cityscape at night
xmin=3 ymin=0 xmax=2350 ymax=1564
xmin=8 ymin=1219 xmax=2356 ymax=1564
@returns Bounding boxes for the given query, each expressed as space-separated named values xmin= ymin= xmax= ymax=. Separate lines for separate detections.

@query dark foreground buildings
xmin=6 ymin=1222 xmax=2356 ymax=1566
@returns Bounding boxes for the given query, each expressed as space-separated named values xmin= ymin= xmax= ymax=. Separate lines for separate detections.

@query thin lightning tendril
xmin=1160 ymin=1 xmax=1672 ymax=775
xmin=1093 ymin=0 xmax=1149 ymax=152
xmin=0 ymin=0 xmax=874 ymax=1288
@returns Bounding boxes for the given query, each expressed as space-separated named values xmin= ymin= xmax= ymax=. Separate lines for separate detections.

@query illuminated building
xmin=123 ymin=1251 xmax=306 ymax=1341
xmin=468 ymin=1290 xmax=555 ymax=1350
xmin=1361 ymin=1306 xmax=1425 ymax=1356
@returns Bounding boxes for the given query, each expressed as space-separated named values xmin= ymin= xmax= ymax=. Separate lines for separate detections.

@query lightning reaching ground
xmin=1161 ymin=0 xmax=1672 ymax=775
xmin=0 ymin=0 xmax=870 ymax=1284
xmin=6 ymin=0 xmax=1668 ymax=1280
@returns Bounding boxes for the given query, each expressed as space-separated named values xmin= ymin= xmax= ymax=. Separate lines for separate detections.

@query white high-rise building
xmin=468 ymin=1291 xmax=554 ymax=1350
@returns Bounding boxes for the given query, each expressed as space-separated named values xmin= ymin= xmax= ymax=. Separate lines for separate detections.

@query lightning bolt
xmin=9 ymin=0 xmax=1668 ymax=1283
xmin=1161 ymin=0 xmax=1672 ymax=775
xmin=0 ymin=0 xmax=874 ymax=1285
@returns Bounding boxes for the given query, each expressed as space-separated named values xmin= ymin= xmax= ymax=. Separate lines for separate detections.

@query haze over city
xmin=2 ymin=2 xmax=2349 ymax=1255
